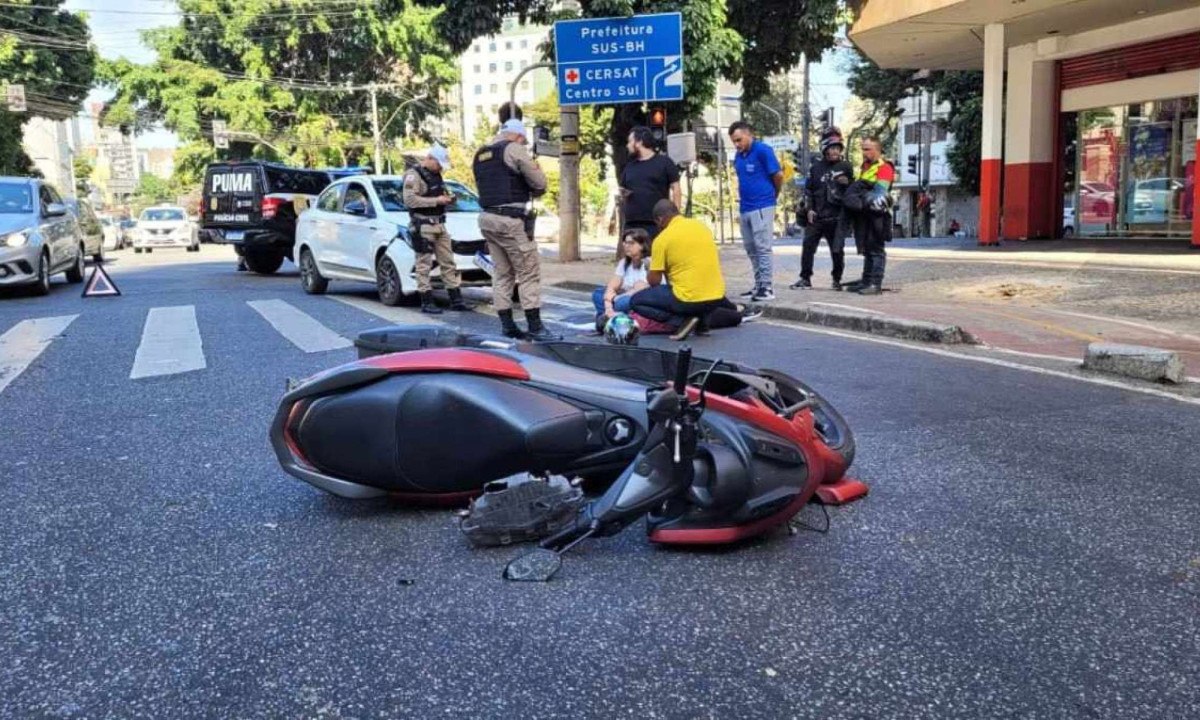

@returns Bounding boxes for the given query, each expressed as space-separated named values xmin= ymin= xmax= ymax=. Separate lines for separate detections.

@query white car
xmin=133 ymin=205 xmax=200 ymax=254
xmin=294 ymin=174 xmax=493 ymax=305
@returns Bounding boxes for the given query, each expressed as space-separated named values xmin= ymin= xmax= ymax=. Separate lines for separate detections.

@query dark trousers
xmin=852 ymin=211 xmax=890 ymax=286
xmin=630 ymin=284 xmax=724 ymax=330
xmin=801 ymin=218 xmax=845 ymax=282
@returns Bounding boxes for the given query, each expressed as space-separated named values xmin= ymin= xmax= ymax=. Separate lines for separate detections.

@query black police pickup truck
xmin=200 ymin=161 xmax=333 ymax=274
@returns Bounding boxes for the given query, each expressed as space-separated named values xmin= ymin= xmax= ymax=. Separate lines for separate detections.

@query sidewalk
xmin=538 ymin=235 xmax=1200 ymax=375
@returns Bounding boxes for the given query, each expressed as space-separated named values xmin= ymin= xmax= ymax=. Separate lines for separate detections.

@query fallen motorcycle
xmin=269 ymin=327 xmax=867 ymax=547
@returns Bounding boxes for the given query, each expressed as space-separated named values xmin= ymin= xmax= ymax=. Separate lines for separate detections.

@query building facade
xmin=851 ymin=0 xmax=1200 ymax=247
xmin=457 ymin=18 xmax=556 ymax=138
xmin=22 ymin=116 xmax=80 ymax=199
xmin=892 ymin=92 xmax=980 ymax=237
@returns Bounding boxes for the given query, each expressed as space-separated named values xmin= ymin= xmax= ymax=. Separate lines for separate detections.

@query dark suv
xmin=200 ymin=161 xmax=333 ymax=274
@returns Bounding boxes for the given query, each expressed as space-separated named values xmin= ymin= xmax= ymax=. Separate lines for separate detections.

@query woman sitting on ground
xmin=593 ymin=228 xmax=653 ymax=321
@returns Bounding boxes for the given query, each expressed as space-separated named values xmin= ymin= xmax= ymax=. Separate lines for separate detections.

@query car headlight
xmin=0 ymin=230 xmax=30 ymax=248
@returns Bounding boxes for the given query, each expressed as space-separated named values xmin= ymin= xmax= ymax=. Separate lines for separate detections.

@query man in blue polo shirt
xmin=729 ymin=120 xmax=784 ymax=302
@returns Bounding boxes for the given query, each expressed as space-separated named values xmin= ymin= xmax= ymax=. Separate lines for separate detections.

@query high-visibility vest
xmin=858 ymin=158 xmax=889 ymax=183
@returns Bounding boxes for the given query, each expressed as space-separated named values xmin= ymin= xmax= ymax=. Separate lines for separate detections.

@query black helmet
xmin=604 ymin=313 xmax=640 ymax=346
xmin=820 ymin=135 xmax=844 ymax=154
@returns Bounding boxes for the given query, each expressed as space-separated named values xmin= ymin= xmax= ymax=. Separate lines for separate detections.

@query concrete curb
xmin=550 ymin=280 xmax=977 ymax=345
xmin=1082 ymin=343 xmax=1186 ymax=384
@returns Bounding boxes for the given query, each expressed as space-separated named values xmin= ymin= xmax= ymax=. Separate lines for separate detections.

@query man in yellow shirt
xmin=629 ymin=199 xmax=728 ymax=340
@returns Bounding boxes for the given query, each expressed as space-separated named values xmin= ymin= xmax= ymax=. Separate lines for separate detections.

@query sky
xmin=67 ymin=1 xmax=854 ymax=149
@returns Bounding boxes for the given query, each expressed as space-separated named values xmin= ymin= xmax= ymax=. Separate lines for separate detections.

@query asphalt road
xmin=1 ymin=247 xmax=1198 ymax=719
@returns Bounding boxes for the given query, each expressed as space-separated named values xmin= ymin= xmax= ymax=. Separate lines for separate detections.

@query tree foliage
xmin=727 ymin=0 xmax=844 ymax=101
xmin=73 ymin=153 xmax=94 ymax=196
xmin=844 ymin=48 xmax=983 ymax=194
xmin=100 ymin=0 xmax=458 ymax=171
xmin=0 ymin=0 xmax=97 ymax=175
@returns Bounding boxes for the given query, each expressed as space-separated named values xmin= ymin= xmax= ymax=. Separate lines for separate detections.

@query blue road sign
xmin=554 ymin=13 xmax=684 ymax=107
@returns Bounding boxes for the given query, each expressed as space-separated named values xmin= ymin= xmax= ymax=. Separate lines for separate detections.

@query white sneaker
xmin=752 ymin=288 xmax=775 ymax=302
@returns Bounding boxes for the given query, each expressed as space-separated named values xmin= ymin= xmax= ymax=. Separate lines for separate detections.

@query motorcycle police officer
xmin=472 ymin=118 xmax=554 ymax=341
xmin=402 ymin=145 xmax=469 ymax=314
xmin=791 ymin=133 xmax=854 ymax=291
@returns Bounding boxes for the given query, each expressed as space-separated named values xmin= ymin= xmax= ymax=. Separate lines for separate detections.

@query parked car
xmin=201 ymin=161 xmax=333 ymax=274
xmin=133 ymin=205 xmax=200 ymax=253
xmin=1062 ymin=196 xmax=1075 ymax=237
xmin=100 ymin=216 xmax=124 ymax=251
xmin=65 ymin=197 xmax=105 ymax=263
xmin=0 ymin=177 xmax=87 ymax=295
xmin=293 ymin=175 xmax=492 ymax=305
xmin=1129 ymin=177 xmax=1185 ymax=225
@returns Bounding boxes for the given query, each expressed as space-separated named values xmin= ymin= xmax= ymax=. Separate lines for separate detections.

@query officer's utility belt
xmin=410 ymin=214 xmax=445 ymax=226
xmin=484 ymin=206 xmax=530 ymax=219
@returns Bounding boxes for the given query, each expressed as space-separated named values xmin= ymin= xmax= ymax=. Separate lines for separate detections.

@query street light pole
xmin=369 ymin=84 xmax=382 ymax=173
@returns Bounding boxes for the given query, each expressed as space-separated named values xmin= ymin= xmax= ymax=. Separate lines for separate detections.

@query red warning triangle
xmin=82 ymin=263 xmax=121 ymax=297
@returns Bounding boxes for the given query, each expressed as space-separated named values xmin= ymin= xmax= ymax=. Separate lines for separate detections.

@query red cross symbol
xmin=565 ymin=68 xmax=580 ymax=84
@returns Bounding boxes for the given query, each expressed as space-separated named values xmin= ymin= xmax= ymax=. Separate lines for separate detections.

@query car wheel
xmin=65 ymin=246 xmax=85 ymax=284
xmin=134 ymin=247 xmax=143 ymax=254
xmin=243 ymin=249 xmax=285 ymax=275
xmin=92 ymin=245 xmax=105 ymax=264
xmin=31 ymin=252 xmax=51 ymax=296
xmin=299 ymin=248 xmax=329 ymax=295
xmin=145 ymin=248 xmax=153 ymax=254
xmin=376 ymin=255 xmax=404 ymax=306
xmin=1063 ymin=226 xmax=1075 ymax=238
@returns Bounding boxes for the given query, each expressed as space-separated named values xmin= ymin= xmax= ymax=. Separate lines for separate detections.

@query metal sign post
xmin=6 ymin=85 xmax=26 ymax=113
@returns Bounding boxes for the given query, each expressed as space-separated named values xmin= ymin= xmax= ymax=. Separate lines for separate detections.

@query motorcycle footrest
xmin=815 ymin=477 xmax=869 ymax=505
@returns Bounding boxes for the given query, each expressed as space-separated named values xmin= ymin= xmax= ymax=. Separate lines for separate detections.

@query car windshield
xmin=371 ymin=179 xmax=482 ymax=213
xmin=0 ymin=184 xmax=34 ymax=214
xmin=141 ymin=208 xmax=185 ymax=222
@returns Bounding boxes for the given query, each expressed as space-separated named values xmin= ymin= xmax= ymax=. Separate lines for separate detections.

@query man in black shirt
xmin=792 ymin=134 xmax=854 ymax=290
xmin=620 ymin=126 xmax=681 ymax=244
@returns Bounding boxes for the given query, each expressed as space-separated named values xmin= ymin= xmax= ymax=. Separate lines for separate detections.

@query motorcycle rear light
xmin=283 ymin=400 xmax=314 ymax=469
xmin=261 ymin=196 xmax=283 ymax=219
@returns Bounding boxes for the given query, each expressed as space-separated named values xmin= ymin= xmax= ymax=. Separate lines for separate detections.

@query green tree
xmin=100 ymin=0 xmax=458 ymax=174
xmin=844 ymin=48 xmax=984 ymax=194
xmin=0 ymin=0 xmax=97 ymax=175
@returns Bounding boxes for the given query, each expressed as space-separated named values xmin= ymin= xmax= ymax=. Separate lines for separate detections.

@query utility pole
xmin=922 ymin=88 xmax=935 ymax=237
xmin=369 ymin=84 xmax=382 ymax=174
xmin=800 ymin=54 xmax=811 ymax=171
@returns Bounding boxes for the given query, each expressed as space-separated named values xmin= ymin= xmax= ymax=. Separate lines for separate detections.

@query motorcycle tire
xmin=759 ymin=369 xmax=856 ymax=470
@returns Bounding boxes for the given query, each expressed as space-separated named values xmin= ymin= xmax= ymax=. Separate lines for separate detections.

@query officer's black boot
xmin=447 ymin=288 xmax=470 ymax=311
xmin=524 ymin=308 xmax=559 ymax=342
xmin=498 ymin=309 xmax=527 ymax=339
xmin=420 ymin=292 xmax=442 ymax=315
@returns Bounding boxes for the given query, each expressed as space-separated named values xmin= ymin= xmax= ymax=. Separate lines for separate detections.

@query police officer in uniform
xmin=791 ymin=133 xmax=854 ymax=290
xmin=472 ymin=118 xmax=554 ymax=341
xmin=402 ymin=145 xmax=469 ymax=314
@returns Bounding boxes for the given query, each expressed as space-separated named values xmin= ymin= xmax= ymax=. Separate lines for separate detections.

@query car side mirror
xmin=44 ymin=202 xmax=68 ymax=218
xmin=344 ymin=199 xmax=372 ymax=217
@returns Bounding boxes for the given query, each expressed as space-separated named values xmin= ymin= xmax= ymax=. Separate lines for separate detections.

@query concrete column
xmin=1193 ymin=68 xmax=1200 ymax=248
xmin=979 ymin=23 xmax=1005 ymax=245
xmin=1002 ymin=44 xmax=1057 ymax=240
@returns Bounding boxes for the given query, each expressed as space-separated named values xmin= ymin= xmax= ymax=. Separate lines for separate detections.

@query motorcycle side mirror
xmin=503 ymin=548 xmax=562 ymax=582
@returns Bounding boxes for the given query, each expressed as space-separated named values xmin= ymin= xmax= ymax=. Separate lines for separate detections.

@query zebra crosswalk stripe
xmin=0 ymin=315 xmax=78 ymax=395
xmin=130 ymin=305 xmax=206 ymax=380
xmin=248 ymin=299 xmax=352 ymax=353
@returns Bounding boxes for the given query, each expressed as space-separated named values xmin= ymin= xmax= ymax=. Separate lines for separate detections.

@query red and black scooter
xmin=269 ymin=328 xmax=867 ymax=553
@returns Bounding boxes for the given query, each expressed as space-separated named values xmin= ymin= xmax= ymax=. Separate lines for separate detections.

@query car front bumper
xmin=0 ymin=244 xmax=41 ymax=286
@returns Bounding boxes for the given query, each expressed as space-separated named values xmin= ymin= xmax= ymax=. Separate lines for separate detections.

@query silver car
xmin=0 ymin=177 xmax=87 ymax=296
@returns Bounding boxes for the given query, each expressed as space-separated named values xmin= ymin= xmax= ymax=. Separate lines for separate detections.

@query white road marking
xmin=808 ymin=301 xmax=886 ymax=316
xmin=761 ymin=319 xmax=1200 ymax=407
xmin=248 ymin=299 xmax=351 ymax=353
xmin=0 ymin=315 xmax=78 ymax=395
xmin=1041 ymin=308 xmax=1200 ymax=344
xmin=130 ymin=306 xmax=206 ymax=379
xmin=329 ymin=295 xmax=443 ymax=325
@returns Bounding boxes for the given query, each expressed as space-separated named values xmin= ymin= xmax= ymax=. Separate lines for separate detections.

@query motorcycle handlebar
xmin=673 ymin=347 xmax=692 ymax=395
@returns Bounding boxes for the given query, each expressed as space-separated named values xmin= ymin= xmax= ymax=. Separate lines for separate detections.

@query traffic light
xmin=649 ymin=106 xmax=667 ymax=145
xmin=907 ymin=154 xmax=918 ymax=177
xmin=817 ymin=107 xmax=834 ymax=130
